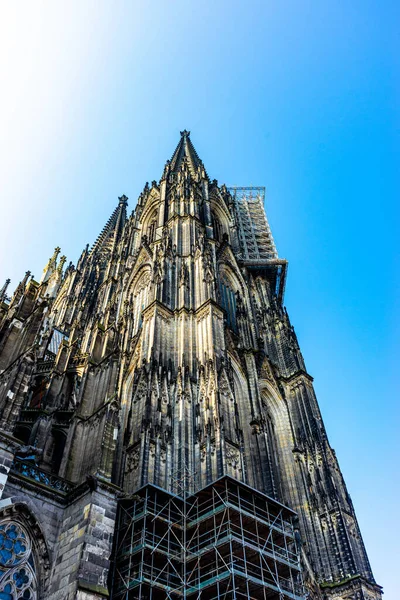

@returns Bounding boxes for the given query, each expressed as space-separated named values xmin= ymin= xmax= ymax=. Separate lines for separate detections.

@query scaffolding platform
xmin=228 ymin=187 xmax=287 ymax=301
xmin=110 ymin=475 xmax=304 ymax=599
xmin=228 ymin=187 xmax=277 ymax=261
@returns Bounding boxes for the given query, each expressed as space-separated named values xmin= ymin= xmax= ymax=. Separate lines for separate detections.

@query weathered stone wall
xmin=47 ymin=481 xmax=117 ymax=600
xmin=0 ymin=465 xmax=117 ymax=599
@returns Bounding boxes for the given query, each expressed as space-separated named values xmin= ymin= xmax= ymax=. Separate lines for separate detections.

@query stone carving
xmin=0 ymin=521 xmax=37 ymax=599
xmin=126 ymin=447 xmax=141 ymax=473
xmin=179 ymin=260 xmax=189 ymax=287
xmin=225 ymin=445 xmax=241 ymax=471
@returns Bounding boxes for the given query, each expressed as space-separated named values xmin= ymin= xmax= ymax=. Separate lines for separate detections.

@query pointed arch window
xmin=148 ymin=219 xmax=157 ymax=244
xmin=213 ymin=215 xmax=223 ymax=244
xmin=145 ymin=208 xmax=158 ymax=245
xmin=220 ymin=282 xmax=237 ymax=332
xmin=131 ymin=270 xmax=151 ymax=336
xmin=0 ymin=521 xmax=37 ymax=599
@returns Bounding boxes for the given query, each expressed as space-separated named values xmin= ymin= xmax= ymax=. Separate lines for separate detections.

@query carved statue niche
xmin=196 ymin=232 xmax=205 ymax=254
xmin=179 ymin=260 xmax=189 ymax=287
xmin=225 ymin=444 xmax=242 ymax=473
xmin=203 ymin=243 xmax=215 ymax=284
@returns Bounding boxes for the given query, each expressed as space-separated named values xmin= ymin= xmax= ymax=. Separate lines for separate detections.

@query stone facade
xmin=0 ymin=131 xmax=382 ymax=599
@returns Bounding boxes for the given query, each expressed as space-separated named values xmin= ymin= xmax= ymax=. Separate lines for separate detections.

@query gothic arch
xmin=139 ymin=191 xmax=160 ymax=235
xmin=227 ymin=354 xmax=251 ymax=478
xmin=259 ymin=380 xmax=296 ymax=506
xmin=130 ymin=266 xmax=152 ymax=294
xmin=210 ymin=201 xmax=231 ymax=244
xmin=52 ymin=290 xmax=67 ymax=317
xmin=218 ymin=263 xmax=245 ymax=332
xmin=0 ymin=501 xmax=51 ymax=598
xmin=210 ymin=190 xmax=231 ymax=225
xmin=143 ymin=208 xmax=158 ymax=243
xmin=126 ymin=260 xmax=152 ymax=296
xmin=218 ymin=259 xmax=247 ymax=293
xmin=118 ymin=346 xmax=145 ymax=473
xmin=128 ymin=266 xmax=152 ymax=337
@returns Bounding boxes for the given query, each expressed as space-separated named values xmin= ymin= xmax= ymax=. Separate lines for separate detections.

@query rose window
xmin=0 ymin=522 xmax=36 ymax=600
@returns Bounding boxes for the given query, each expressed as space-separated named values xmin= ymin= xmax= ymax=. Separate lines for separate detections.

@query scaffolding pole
xmin=110 ymin=475 xmax=305 ymax=600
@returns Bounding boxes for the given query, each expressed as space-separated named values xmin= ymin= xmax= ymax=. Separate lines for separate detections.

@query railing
xmin=11 ymin=459 xmax=74 ymax=494
xmin=18 ymin=409 xmax=40 ymax=423
xmin=69 ymin=353 xmax=89 ymax=369
xmin=18 ymin=409 xmax=74 ymax=425
xmin=55 ymin=410 xmax=74 ymax=425
xmin=187 ymin=520 xmax=298 ymax=565
xmin=35 ymin=359 xmax=55 ymax=373
xmin=189 ymin=491 xmax=293 ymax=535
xmin=186 ymin=557 xmax=304 ymax=597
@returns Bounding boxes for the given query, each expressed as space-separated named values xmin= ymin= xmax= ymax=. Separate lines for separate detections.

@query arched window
xmin=148 ymin=219 xmax=157 ymax=244
xmin=213 ymin=215 xmax=223 ymax=243
xmin=144 ymin=208 xmax=158 ymax=245
xmin=218 ymin=266 xmax=243 ymax=334
xmin=259 ymin=383 xmax=294 ymax=503
xmin=0 ymin=521 xmax=37 ymax=599
xmin=131 ymin=269 xmax=151 ymax=336
xmin=220 ymin=282 xmax=237 ymax=332
xmin=263 ymin=411 xmax=281 ymax=499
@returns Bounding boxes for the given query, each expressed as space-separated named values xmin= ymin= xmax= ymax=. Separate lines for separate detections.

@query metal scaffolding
xmin=228 ymin=187 xmax=278 ymax=261
xmin=110 ymin=475 xmax=304 ymax=599
xmin=228 ymin=187 xmax=287 ymax=301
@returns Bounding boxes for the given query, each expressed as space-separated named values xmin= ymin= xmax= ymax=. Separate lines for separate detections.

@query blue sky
xmin=0 ymin=1 xmax=398 ymax=596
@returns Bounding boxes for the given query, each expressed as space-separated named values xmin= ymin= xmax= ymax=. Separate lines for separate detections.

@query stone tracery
xmin=0 ymin=521 xmax=37 ymax=600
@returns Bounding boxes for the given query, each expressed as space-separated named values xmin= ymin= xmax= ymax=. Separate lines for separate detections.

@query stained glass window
xmin=47 ymin=328 xmax=69 ymax=357
xmin=0 ymin=522 xmax=37 ymax=600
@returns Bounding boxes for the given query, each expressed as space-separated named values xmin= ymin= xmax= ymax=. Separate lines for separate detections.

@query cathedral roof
xmin=91 ymin=195 xmax=128 ymax=255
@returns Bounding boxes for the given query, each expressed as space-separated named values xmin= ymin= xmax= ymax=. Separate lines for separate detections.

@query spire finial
xmin=52 ymin=247 xmax=61 ymax=261
xmin=8 ymin=271 xmax=31 ymax=306
xmin=0 ymin=278 xmax=10 ymax=302
xmin=58 ymin=255 xmax=67 ymax=274
xmin=90 ymin=196 xmax=128 ymax=255
xmin=180 ymin=130 xmax=190 ymax=137
xmin=40 ymin=247 xmax=61 ymax=284
xmin=118 ymin=195 xmax=128 ymax=206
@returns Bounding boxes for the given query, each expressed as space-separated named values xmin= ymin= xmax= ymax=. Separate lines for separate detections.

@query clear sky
xmin=0 ymin=1 xmax=398 ymax=596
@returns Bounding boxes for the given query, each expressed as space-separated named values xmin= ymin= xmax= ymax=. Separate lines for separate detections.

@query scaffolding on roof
xmin=110 ymin=475 xmax=305 ymax=599
xmin=228 ymin=187 xmax=287 ymax=302
xmin=228 ymin=187 xmax=278 ymax=261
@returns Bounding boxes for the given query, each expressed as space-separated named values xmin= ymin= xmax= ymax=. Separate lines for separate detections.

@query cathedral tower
xmin=0 ymin=132 xmax=381 ymax=600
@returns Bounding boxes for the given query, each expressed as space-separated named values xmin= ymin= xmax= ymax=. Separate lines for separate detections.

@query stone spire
xmin=10 ymin=270 xmax=31 ymax=307
xmin=45 ymin=255 xmax=67 ymax=298
xmin=167 ymin=129 xmax=208 ymax=178
xmin=40 ymin=247 xmax=61 ymax=284
xmin=57 ymin=255 xmax=67 ymax=274
xmin=90 ymin=195 xmax=128 ymax=256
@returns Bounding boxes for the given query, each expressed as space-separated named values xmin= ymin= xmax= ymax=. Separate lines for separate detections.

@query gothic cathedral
xmin=0 ymin=132 xmax=381 ymax=600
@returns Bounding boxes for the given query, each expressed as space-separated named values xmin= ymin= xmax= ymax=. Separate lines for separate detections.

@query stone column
xmin=48 ymin=477 xmax=119 ymax=600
